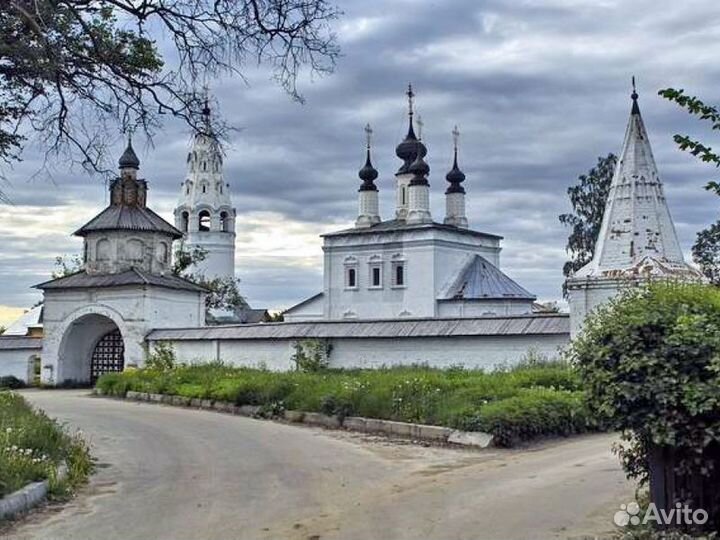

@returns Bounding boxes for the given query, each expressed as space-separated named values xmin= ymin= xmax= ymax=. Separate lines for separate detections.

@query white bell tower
xmin=174 ymin=100 xmax=236 ymax=281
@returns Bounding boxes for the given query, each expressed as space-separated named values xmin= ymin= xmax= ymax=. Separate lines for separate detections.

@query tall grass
xmin=0 ymin=392 xmax=92 ymax=499
xmin=98 ymin=360 xmax=592 ymax=446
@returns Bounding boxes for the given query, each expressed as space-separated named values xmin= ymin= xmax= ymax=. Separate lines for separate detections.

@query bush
xmin=97 ymin=359 xmax=592 ymax=446
xmin=0 ymin=376 xmax=25 ymax=390
xmin=571 ymin=282 xmax=720 ymax=483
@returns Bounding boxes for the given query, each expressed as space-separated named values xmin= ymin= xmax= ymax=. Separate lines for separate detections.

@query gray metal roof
xmin=0 ymin=336 xmax=42 ymax=350
xmin=322 ymin=220 xmax=502 ymax=240
xmin=147 ymin=314 xmax=569 ymax=341
xmin=284 ymin=292 xmax=324 ymax=314
xmin=35 ymin=268 xmax=207 ymax=293
xmin=74 ymin=205 xmax=182 ymax=238
xmin=440 ymin=255 xmax=536 ymax=301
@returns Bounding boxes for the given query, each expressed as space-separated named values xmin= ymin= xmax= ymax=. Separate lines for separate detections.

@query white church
xmin=0 ymin=84 xmax=702 ymax=384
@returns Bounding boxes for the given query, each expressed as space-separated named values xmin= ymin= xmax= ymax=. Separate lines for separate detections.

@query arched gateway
xmin=56 ymin=313 xmax=126 ymax=384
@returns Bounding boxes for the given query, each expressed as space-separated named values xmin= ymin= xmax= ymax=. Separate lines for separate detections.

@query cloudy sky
xmin=1 ymin=0 xmax=720 ymax=325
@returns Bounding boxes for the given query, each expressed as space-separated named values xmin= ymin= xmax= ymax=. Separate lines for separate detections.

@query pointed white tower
xmin=356 ymin=123 xmax=381 ymax=228
xmin=567 ymin=80 xmax=702 ymax=336
xmin=444 ymin=125 xmax=468 ymax=228
xmin=174 ymin=99 xmax=236 ymax=281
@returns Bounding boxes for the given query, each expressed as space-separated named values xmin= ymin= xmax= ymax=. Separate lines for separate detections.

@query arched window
xmin=394 ymin=264 xmax=405 ymax=286
xmin=202 ymin=184 xmax=207 ymax=193
xmin=96 ymin=238 xmax=111 ymax=261
xmin=127 ymin=239 xmax=144 ymax=262
xmin=401 ymin=186 xmax=407 ymax=205
xmin=218 ymin=183 xmax=223 ymax=194
xmin=180 ymin=211 xmax=189 ymax=232
xmin=347 ymin=267 xmax=356 ymax=288
xmin=199 ymin=210 xmax=211 ymax=231
xmin=203 ymin=161 xmax=207 ymax=172
xmin=157 ymin=242 xmax=169 ymax=263
xmin=220 ymin=211 xmax=229 ymax=232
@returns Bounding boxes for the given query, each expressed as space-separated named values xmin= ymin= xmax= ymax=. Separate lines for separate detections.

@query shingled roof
xmin=74 ymin=205 xmax=182 ymax=239
xmin=35 ymin=268 xmax=207 ymax=293
xmin=439 ymin=255 xmax=536 ymax=301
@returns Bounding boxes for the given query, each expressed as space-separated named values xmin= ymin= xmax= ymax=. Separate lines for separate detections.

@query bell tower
xmin=174 ymin=99 xmax=236 ymax=280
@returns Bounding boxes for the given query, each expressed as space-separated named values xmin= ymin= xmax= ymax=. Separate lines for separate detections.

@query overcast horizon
xmin=1 ymin=0 xmax=720 ymax=325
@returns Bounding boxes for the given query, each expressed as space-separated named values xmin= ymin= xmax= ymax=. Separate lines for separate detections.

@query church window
xmin=202 ymin=184 xmax=207 ymax=193
xmin=347 ymin=267 xmax=357 ymax=288
xmin=199 ymin=210 xmax=211 ymax=231
xmin=220 ymin=211 xmax=230 ymax=232
xmin=371 ymin=266 xmax=381 ymax=287
xmin=401 ymin=186 xmax=407 ymax=205
xmin=157 ymin=242 xmax=169 ymax=264
xmin=393 ymin=263 xmax=405 ymax=287
xmin=96 ymin=238 xmax=111 ymax=261
xmin=127 ymin=239 xmax=144 ymax=263
xmin=203 ymin=161 xmax=207 ymax=172
xmin=218 ymin=183 xmax=223 ymax=194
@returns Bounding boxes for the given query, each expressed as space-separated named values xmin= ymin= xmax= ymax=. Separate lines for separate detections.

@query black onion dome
xmin=445 ymin=152 xmax=466 ymax=194
xmin=358 ymin=149 xmax=379 ymax=191
xmin=119 ymin=138 xmax=140 ymax=169
xmin=395 ymin=119 xmax=427 ymax=175
xmin=408 ymin=150 xmax=430 ymax=186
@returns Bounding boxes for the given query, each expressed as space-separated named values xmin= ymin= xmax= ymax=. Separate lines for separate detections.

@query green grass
xmin=97 ymin=361 xmax=593 ymax=447
xmin=0 ymin=392 xmax=92 ymax=499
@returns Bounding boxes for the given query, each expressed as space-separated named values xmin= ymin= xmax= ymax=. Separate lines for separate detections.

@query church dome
xmin=358 ymin=151 xmax=379 ymax=191
xmin=119 ymin=138 xmax=140 ymax=169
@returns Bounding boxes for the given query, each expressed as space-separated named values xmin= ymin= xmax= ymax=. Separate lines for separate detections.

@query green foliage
xmin=0 ymin=392 xmax=92 ymax=498
xmin=692 ymin=221 xmax=720 ymax=285
xmin=0 ymin=325 xmax=5 ymax=335
xmin=0 ymin=375 xmax=25 ymax=390
xmin=96 ymin=360 xmax=591 ymax=446
xmin=291 ymin=339 xmax=332 ymax=372
xmin=559 ymin=153 xmax=617 ymax=295
xmin=458 ymin=388 xmax=589 ymax=447
xmin=145 ymin=342 xmax=177 ymax=372
xmin=173 ymin=245 xmax=248 ymax=312
xmin=570 ymin=282 xmax=720 ymax=483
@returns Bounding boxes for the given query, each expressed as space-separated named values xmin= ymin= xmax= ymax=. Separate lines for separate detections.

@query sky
xmin=1 ymin=0 xmax=720 ymax=325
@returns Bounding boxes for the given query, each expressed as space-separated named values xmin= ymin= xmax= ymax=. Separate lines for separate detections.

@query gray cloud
xmin=1 ymin=0 xmax=720 ymax=316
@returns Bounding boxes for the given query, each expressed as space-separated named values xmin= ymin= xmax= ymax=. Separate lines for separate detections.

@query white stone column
xmin=444 ymin=192 xmax=468 ymax=228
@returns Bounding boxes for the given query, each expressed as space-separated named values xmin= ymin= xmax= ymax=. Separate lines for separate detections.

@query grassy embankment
xmin=0 ymin=392 xmax=92 ymax=499
xmin=97 ymin=359 xmax=594 ymax=447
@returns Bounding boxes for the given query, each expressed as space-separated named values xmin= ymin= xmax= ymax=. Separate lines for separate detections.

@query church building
xmin=285 ymin=86 xmax=537 ymax=322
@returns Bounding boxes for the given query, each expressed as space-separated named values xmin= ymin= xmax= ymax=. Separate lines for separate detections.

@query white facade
xmin=40 ymin=286 xmax=205 ymax=384
xmin=567 ymin=87 xmax=703 ymax=336
xmin=174 ymin=122 xmax=236 ymax=281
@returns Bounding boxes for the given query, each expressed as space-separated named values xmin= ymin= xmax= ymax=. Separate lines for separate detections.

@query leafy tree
xmin=660 ymin=88 xmax=720 ymax=284
xmin=0 ymin=326 xmax=6 ymax=335
xmin=0 ymin=0 xmax=340 ymax=184
xmin=558 ymin=153 xmax=617 ymax=295
xmin=172 ymin=245 xmax=247 ymax=312
xmin=571 ymin=282 xmax=720 ymax=532
xmin=693 ymin=222 xmax=720 ymax=285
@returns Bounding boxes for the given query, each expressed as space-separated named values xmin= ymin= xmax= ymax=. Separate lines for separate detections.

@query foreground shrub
xmin=571 ymin=282 xmax=720 ymax=533
xmin=0 ymin=376 xmax=25 ymax=390
xmin=0 ymin=392 xmax=92 ymax=499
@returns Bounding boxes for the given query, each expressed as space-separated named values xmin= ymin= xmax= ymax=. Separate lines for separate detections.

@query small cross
xmin=452 ymin=125 xmax=460 ymax=150
xmin=417 ymin=115 xmax=424 ymax=140
xmin=406 ymin=83 xmax=414 ymax=116
xmin=364 ymin=123 xmax=373 ymax=149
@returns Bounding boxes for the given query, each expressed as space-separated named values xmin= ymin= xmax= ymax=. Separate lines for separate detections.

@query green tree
xmin=659 ymin=88 xmax=720 ymax=284
xmin=558 ymin=153 xmax=617 ymax=295
xmin=0 ymin=326 xmax=6 ymax=335
xmin=0 ymin=0 xmax=340 ymax=185
xmin=571 ymin=282 xmax=720 ymax=532
xmin=52 ymin=254 xmax=84 ymax=278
